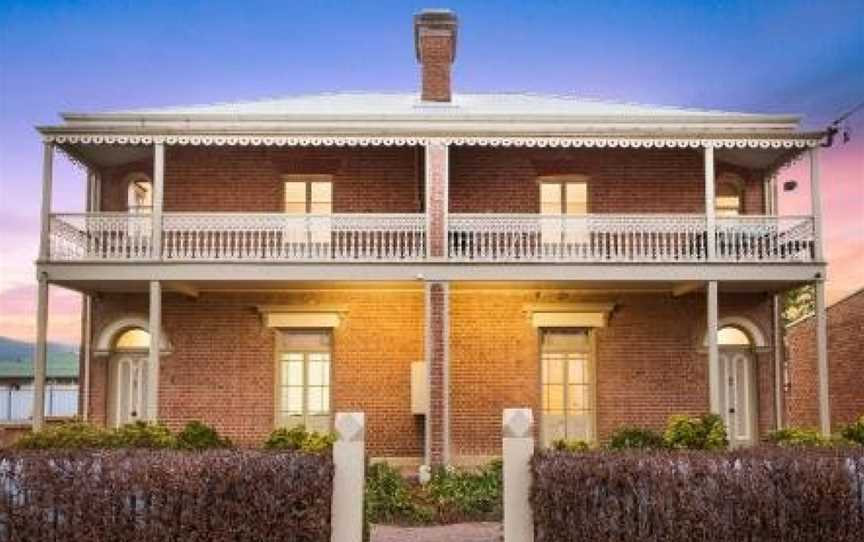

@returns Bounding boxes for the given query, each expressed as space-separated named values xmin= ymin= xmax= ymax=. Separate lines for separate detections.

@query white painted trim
xmin=701 ymin=316 xmax=768 ymax=348
xmin=39 ymin=261 xmax=827 ymax=284
xmin=264 ymin=312 xmax=342 ymax=328
xmin=93 ymin=314 xmax=172 ymax=354
xmin=532 ymin=312 xmax=606 ymax=328
xmin=40 ymin=132 xmax=822 ymax=149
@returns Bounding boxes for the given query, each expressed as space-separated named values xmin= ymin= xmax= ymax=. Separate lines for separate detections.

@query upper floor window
xmin=126 ymin=173 xmax=153 ymax=214
xmin=283 ymin=176 xmax=333 ymax=215
xmin=716 ymin=175 xmax=743 ymax=216
xmin=539 ymin=176 xmax=588 ymax=216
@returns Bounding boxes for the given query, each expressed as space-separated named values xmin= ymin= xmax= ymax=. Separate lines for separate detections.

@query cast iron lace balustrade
xmin=447 ymin=214 xmax=815 ymax=263
xmin=47 ymin=213 xmax=815 ymax=263
xmin=49 ymin=213 xmax=426 ymax=262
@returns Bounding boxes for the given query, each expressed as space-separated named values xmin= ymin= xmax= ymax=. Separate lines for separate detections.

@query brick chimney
xmin=414 ymin=9 xmax=458 ymax=102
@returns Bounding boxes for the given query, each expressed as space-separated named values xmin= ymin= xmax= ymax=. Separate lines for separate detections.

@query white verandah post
xmin=33 ymin=141 xmax=55 ymax=430
xmin=815 ymin=281 xmax=830 ymax=436
xmin=152 ymin=142 xmax=165 ymax=259
xmin=707 ymin=280 xmax=721 ymax=414
xmin=146 ymin=281 xmax=162 ymax=421
xmin=32 ymin=274 xmax=50 ymax=430
xmin=704 ymin=145 xmax=717 ymax=261
xmin=38 ymin=142 xmax=54 ymax=261
xmin=809 ymin=147 xmax=830 ymax=436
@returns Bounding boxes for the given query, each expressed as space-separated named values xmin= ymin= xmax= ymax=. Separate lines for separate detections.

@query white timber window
xmin=283 ymin=178 xmax=333 ymax=214
xmin=540 ymin=329 xmax=594 ymax=447
xmin=277 ymin=330 xmax=332 ymax=432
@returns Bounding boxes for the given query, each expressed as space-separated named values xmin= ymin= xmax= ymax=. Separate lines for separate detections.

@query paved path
xmin=371 ymin=522 xmax=502 ymax=542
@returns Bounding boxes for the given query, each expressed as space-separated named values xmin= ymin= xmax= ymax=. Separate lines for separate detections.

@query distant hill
xmin=0 ymin=337 xmax=78 ymax=362
xmin=0 ymin=337 xmax=79 ymax=379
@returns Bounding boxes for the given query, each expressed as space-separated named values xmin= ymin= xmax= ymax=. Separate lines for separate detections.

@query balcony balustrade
xmin=47 ymin=212 xmax=815 ymax=264
xmin=449 ymin=214 xmax=815 ymax=263
xmin=49 ymin=213 xmax=427 ymax=262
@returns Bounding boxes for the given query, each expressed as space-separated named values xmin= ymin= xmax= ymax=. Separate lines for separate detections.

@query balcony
xmin=48 ymin=213 xmax=815 ymax=264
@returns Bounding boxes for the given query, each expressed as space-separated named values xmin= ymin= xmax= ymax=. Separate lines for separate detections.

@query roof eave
xmin=57 ymin=111 xmax=803 ymax=126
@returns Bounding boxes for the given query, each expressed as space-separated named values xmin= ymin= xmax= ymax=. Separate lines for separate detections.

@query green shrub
xmin=175 ymin=421 xmax=232 ymax=450
xmin=551 ymin=438 xmax=590 ymax=452
xmin=664 ymin=414 xmax=728 ymax=450
xmin=764 ymin=427 xmax=827 ymax=447
xmin=840 ymin=415 xmax=864 ymax=445
xmin=608 ymin=426 xmax=667 ymax=450
xmin=15 ymin=421 xmax=111 ymax=449
xmin=365 ymin=460 xmax=503 ymax=525
xmin=366 ymin=462 xmax=421 ymax=524
xmin=427 ymin=460 xmax=502 ymax=522
xmin=264 ymin=426 xmax=337 ymax=454
xmin=111 ymin=421 xmax=176 ymax=449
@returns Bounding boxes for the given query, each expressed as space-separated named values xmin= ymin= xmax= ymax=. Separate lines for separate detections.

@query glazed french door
xmin=540 ymin=330 xmax=593 ymax=447
xmin=111 ymin=353 xmax=148 ymax=427
xmin=277 ymin=331 xmax=332 ymax=433
xmin=718 ymin=349 xmax=756 ymax=448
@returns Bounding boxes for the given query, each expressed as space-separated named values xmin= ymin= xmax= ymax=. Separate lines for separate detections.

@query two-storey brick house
xmin=31 ymin=10 xmax=831 ymax=465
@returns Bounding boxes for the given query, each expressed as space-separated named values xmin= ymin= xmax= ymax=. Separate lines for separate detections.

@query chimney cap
xmin=414 ymin=9 xmax=458 ymax=62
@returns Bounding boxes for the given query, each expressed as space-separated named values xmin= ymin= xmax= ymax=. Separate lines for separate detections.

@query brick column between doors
xmin=425 ymin=143 xmax=448 ymax=259
xmin=425 ymin=281 xmax=449 ymax=465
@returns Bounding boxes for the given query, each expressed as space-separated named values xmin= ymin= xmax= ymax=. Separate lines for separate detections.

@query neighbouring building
xmin=785 ymin=288 xmax=864 ymax=429
xmin=31 ymin=9 xmax=833 ymax=464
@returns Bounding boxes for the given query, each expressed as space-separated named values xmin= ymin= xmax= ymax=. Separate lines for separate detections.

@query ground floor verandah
xmin=64 ymin=281 xmax=796 ymax=464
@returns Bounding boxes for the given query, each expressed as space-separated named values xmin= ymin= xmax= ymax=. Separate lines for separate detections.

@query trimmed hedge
xmin=532 ymin=448 xmax=864 ymax=542
xmin=0 ymin=449 xmax=333 ymax=541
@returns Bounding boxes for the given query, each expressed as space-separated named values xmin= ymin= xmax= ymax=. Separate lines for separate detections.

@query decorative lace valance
xmin=43 ymin=133 xmax=821 ymax=149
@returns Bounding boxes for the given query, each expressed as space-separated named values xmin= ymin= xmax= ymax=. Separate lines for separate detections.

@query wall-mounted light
xmin=783 ymin=180 xmax=798 ymax=192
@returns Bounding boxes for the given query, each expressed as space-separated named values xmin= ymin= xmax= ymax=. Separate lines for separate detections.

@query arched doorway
xmin=108 ymin=328 xmax=150 ymax=428
xmin=717 ymin=326 xmax=757 ymax=448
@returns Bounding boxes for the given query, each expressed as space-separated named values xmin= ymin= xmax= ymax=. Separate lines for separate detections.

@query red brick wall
xmin=88 ymin=289 xmax=424 ymax=456
xmin=449 ymin=147 xmax=765 ymax=214
xmin=98 ymin=146 xmax=764 ymax=217
xmin=784 ymin=289 xmax=864 ymax=428
xmin=449 ymin=290 xmax=775 ymax=457
xmin=88 ymin=288 xmax=775 ymax=458
xmin=99 ymin=146 xmax=424 ymax=213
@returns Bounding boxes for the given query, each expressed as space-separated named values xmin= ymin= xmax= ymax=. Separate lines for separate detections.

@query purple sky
xmin=1 ymin=0 xmax=862 ymax=344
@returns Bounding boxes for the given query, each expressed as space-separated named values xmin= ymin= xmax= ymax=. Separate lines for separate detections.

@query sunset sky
xmin=1 ymin=0 xmax=862 ymax=345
